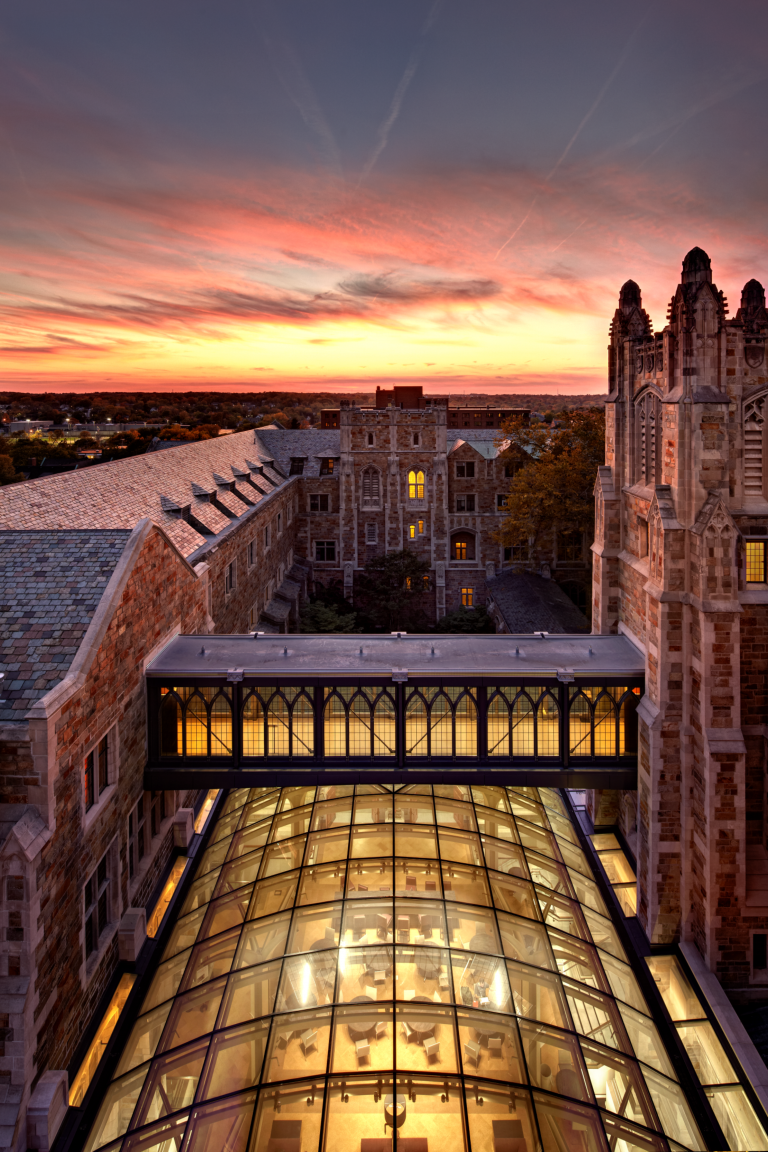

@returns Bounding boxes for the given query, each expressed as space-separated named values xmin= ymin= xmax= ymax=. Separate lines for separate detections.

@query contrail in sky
xmin=358 ymin=0 xmax=445 ymax=184
xmin=545 ymin=11 xmax=650 ymax=182
xmin=264 ymin=34 xmax=343 ymax=179
xmin=495 ymin=9 xmax=651 ymax=261
xmin=550 ymin=219 xmax=587 ymax=253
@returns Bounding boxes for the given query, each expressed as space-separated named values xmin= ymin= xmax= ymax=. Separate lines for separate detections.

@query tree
xmin=0 ymin=455 xmax=20 ymax=485
xmin=355 ymin=550 xmax=432 ymax=632
xmin=432 ymin=605 xmax=496 ymax=633
xmin=300 ymin=600 xmax=361 ymax=632
xmin=496 ymin=408 xmax=605 ymax=558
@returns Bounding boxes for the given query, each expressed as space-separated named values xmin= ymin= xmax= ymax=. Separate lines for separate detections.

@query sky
xmin=0 ymin=0 xmax=767 ymax=396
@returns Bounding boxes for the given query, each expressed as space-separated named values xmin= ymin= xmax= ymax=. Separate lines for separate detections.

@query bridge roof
xmin=147 ymin=631 xmax=644 ymax=680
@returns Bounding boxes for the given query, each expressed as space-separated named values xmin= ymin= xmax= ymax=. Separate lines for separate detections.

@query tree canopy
xmin=496 ymin=408 xmax=605 ymax=557
xmin=355 ymin=549 xmax=432 ymax=633
xmin=432 ymin=605 xmax=496 ymax=633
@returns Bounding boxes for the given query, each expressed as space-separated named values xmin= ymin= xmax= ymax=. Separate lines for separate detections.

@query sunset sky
xmin=1 ymin=0 xmax=766 ymax=395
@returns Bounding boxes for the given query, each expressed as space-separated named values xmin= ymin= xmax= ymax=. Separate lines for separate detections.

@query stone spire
xmin=681 ymin=246 xmax=712 ymax=285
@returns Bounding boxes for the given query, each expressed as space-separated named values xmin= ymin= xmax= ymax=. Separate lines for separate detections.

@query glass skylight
xmin=84 ymin=785 xmax=736 ymax=1152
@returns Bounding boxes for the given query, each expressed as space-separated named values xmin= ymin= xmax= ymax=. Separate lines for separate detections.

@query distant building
xmin=320 ymin=384 xmax=529 ymax=430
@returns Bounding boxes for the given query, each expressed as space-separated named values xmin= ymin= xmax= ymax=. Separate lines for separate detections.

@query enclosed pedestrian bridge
xmin=145 ymin=634 xmax=643 ymax=789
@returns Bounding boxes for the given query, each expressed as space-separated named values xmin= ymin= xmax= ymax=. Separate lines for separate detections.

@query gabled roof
xmin=486 ymin=570 xmax=590 ymax=634
xmin=0 ymin=529 xmax=131 ymax=721
xmin=0 ymin=430 xmax=292 ymax=559
xmin=447 ymin=435 xmax=506 ymax=460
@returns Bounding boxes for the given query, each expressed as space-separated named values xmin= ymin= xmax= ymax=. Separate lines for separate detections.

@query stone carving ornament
xmin=645 ymin=353 xmax=655 ymax=374
xmin=745 ymin=341 xmax=765 ymax=369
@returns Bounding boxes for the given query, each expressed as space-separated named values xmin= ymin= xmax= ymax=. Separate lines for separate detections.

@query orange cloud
xmin=0 ymin=152 xmax=765 ymax=392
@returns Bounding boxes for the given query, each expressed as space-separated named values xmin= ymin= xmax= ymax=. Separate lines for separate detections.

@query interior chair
xmin=463 ymin=1040 xmax=480 ymax=1066
xmin=355 ymin=1039 xmax=370 ymax=1064
xmin=300 ymin=1029 xmax=317 ymax=1058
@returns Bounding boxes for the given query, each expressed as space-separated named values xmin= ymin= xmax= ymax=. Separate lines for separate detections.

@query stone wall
xmin=30 ymin=525 xmax=208 ymax=1078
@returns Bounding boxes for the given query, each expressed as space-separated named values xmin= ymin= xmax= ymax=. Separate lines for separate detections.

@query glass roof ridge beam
xmin=675 ymin=940 xmax=768 ymax=1134
xmin=59 ymin=788 xmax=228 ymax=1152
xmin=559 ymin=789 xmax=730 ymax=1152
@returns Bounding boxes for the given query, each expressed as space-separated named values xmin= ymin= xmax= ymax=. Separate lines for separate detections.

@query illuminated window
xmin=418 ymin=520 xmax=425 ymax=534
xmin=323 ymin=686 xmax=396 ymax=758
xmin=69 ymin=974 xmax=136 ymax=1107
xmin=405 ymin=576 xmax=413 ymax=590
xmin=242 ymin=689 xmax=315 ymax=758
xmin=461 ymin=587 xmax=474 ymax=607
xmin=746 ymin=540 xmax=766 ymax=582
xmin=423 ymin=573 xmax=430 ymax=589
xmin=315 ymin=540 xmax=336 ymax=562
xmin=320 ymin=458 xmax=335 ymax=475
xmin=452 ymin=532 xmax=475 ymax=560
xmin=409 ymin=524 xmax=416 ymax=539
xmin=408 ymin=469 xmax=425 ymax=499
xmin=496 ymin=494 xmax=508 ymax=511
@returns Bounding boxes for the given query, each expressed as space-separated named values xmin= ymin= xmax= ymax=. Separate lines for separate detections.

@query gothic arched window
xmin=744 ymin=394 xmax=767 ymax=500
xmin=361 ymin=466 xmax=381 ymax=508
xmin=636 ymin=391 xmax=661 ymax=486
xmin=408 ymin=469 xmax=425 ymax=499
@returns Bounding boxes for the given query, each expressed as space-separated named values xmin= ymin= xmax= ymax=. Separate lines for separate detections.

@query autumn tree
xmin=496 ymin=408 xmax=605 ymax=561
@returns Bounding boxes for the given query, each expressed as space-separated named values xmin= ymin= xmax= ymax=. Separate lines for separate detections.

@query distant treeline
xmin=0 ymin=389 xmax=604 ymax=428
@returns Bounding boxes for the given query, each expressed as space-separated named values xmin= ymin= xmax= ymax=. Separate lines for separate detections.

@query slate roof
xmin=486 ymin=569 xmax=590 ymax=634
xmin=0 ymin=530 xmax=131 ymax=721
xmin=254 ymin=429 xmax=341 ymax=477
xmin=0 ymin=430 xmax=294 ymax=560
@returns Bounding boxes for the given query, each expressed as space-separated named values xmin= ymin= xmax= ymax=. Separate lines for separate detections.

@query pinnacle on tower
xmin=681 ymin=246 xmax=712 ymax=284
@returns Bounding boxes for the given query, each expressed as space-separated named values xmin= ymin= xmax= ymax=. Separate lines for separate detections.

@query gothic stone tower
xmin=593 ymin=248 xmax=768 ymax=989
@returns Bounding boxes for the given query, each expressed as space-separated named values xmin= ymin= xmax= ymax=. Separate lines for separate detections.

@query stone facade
xmin=0 ymin=522 xmax=209 ymax=1149
xmin=592 ymin=248 xmax=768 ymax=991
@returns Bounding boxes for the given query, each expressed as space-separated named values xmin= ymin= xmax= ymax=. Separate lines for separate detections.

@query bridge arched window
xmin=242 ymin=687 xmax=314 ymax=759
xmin=408 ymin=469 xmax=425 ymax=500
xmin=451 ymin=531 xmax=475 ymax=561
xmin=569 ymin=686 xmax=640 ymax=759
xmin=404 ymin=686 xmax=477 ymax=759
xmin=486 ymin=687 xmax=560 ymax=761
xmin=636 ymin=391 xmax=661 ymax=486
xmin=158 ymin=686 xmax=233 ymax=758
xmin=323 ymin=686 xmax=396 ymax=759
xmin=361 ymin=466 xmax=381 ymax=508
